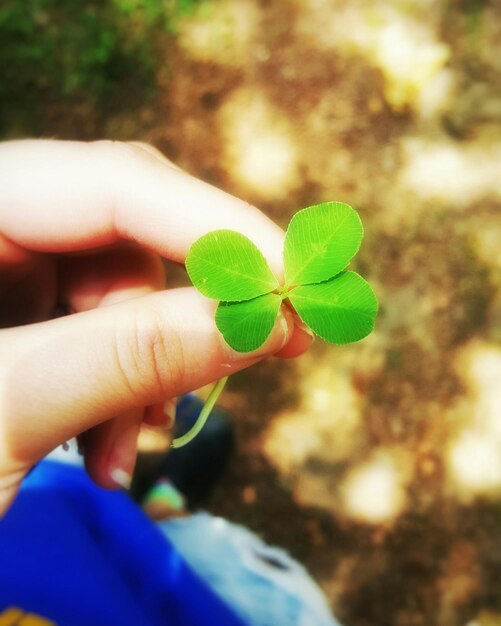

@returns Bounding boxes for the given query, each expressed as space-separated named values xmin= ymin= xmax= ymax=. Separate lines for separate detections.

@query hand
xmin=0 ymin=140 xmax=312 ymax=515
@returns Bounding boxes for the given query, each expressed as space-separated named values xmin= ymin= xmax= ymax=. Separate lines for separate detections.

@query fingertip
xmin=109 ymin=468 xmax=132 ymax=490
xmin=127 ymin=142 xmax=182 ymax=171
xmin=275 ymin=319 xmax=314 ymax=359
xmin=83 ymin=411 xmax=141 ymax=491
xmin=263 ymin=306 xmax=314 ymax=359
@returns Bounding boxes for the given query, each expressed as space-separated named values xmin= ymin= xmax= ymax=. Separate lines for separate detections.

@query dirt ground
xmin=6 ymin=1 xmax=501 ymax=624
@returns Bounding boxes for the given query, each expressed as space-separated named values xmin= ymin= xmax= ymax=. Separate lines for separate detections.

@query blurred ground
xmin=2 ymin=1 xmax=501 ymax=624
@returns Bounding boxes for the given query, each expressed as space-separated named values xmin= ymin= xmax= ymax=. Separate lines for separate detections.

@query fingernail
xmin=107 ymin=413 xmax=140 ymax=490
xmin=295 ymin=318 xmax=315 ymax=341
xmin=163 ymin=398 xmax=177 ymax=429
xmin=110 ymin=467 xmax=132 ymax=490
xmin=277 ymin=308 xmax=291 ymax=350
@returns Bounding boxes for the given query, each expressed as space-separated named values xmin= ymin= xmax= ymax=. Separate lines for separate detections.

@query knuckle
xmin=91 ymin=139 xmax=158 ymax=168
xmin=91 ymin=140 xmax=149 ymax=180
xmin=112 ymin=308 xmax=185 ymax=402
xmin=92 ymin=139 xmax=138 ymax=159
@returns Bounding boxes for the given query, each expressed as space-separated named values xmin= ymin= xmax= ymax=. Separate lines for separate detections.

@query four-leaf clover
xmin=186 ymin=201 xmax=378 ymax=352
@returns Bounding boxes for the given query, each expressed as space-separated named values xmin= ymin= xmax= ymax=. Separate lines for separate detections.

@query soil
xmin=6 ymin=1 xmax=501 ymax=624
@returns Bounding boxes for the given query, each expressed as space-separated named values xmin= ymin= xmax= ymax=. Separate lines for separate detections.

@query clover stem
xmin=171 ymin=376 xmax=229 ymax=448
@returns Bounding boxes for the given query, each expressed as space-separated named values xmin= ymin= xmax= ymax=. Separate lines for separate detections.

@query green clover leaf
xmin=185 ymin=229 xmax=279 ymax=301
xmin=215 ymin=293 xmax=282 ymax=353
xmin=186 ymin=202 xmax=378 ymax=352
xmin=284 ymin=201 xmax=363 ymax=285
xmin=175 ymin=201 xmax=378 ymax=448
xmin=287 ymin=272 xmax=378 ymax=344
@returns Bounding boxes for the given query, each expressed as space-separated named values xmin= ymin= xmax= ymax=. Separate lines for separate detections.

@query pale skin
xmin=0 ymin=140 xmax=312 ymax=516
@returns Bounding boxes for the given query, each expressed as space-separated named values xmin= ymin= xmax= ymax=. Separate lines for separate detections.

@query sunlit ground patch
xmin=401 ymin=138 xmax=501 ymax=207
xmin=218 ymin=88 xmax=299 ymax=200
xmin=263 ymin=340 xmax=385 ymax=513
xmin=469 ymin=215 xmax=501 ymax=271
xmin=367 ymin=21 xmax=450 ymax=113
xmin=176 ymin=0 xmax=258 ymax=67
xmin=264 ymin=367 xmax=362 ymax=473
xmin=457 ymin=342 xmax=501 ymax=443
xmin=296 ymin=0 xmax=450 ymax=114
xmin=340 ymin=449 xmax=411 ymax=524
xmin=448 ymin=430 xmax=501 ymax=496
xmin=466 ymin=611 xmax=501 ymax=626
xmin=446 ymin=342 xmax=501 ymax=501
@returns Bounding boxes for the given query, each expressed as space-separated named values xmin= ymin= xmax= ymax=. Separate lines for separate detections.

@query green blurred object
xmin=0 ymin=0 xmax=206 ymax=137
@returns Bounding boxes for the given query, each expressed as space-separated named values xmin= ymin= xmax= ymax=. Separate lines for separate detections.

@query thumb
xmin=0 ymin=287 xmax=290 ymax=484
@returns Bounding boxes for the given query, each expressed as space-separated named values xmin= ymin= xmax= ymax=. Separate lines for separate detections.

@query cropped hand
xmin=0 ymin=140 xmax=312 ymax=515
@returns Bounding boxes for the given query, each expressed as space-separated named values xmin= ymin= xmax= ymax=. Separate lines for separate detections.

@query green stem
xmin=171 ymin=376 xmax=229 ymax=448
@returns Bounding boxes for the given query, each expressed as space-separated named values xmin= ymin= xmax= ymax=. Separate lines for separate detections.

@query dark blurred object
xmin=131 ymin=394 xmax=235 ymax=510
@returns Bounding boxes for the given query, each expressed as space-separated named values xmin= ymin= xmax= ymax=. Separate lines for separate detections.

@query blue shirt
xmin=0 ymin=460 xmax=245 ymax=626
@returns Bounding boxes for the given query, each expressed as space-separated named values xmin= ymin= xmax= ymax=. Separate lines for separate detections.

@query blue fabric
xmin=0 ymin=460 xmax=245 ymax=626
xmin=160 ymin=513 xmax=339 ymax=626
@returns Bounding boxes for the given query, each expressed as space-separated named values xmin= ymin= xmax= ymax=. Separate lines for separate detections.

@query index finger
xmin=0 ymin=140 xmax=285 ymax=274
